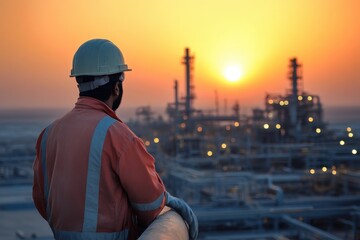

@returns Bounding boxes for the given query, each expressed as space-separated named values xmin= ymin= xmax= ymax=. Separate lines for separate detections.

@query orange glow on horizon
xmin=0 ymin=1 xmax=360 ymax=111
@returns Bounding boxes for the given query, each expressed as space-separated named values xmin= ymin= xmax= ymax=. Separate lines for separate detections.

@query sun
xmin=224 ymin=65 xmax=244 ymax=82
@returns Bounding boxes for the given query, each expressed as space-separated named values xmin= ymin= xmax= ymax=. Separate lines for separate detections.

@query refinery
xmin=1 ymin=48 xmax=360 ymax=240
xmin=129 ymin=48 xmax=360 ymax=239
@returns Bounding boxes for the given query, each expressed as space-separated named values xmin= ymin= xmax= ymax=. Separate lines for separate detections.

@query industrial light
xmin=307 ymin=96 xmax=313 ymax=101
xmin=268 ymin=99 xmax=274 ymax=104
xmin=221 ymin=143 xmax=227 ymax=149
xmin=264 ymin=124 xmax=270 ymax=129
xmin=310 ymin=169 xmax=315 ymax=174
xmin=276 ymin=124 xmax=281 ymax=129
xmin=284 ymin=100 xmax=289 ymax=105
xmin=234 ymin=121 xmax=240 ymax=127
xmin=352 ymin=149 xmax=357 ymax=155
xmin=197 ymin=126 xmax=203 ymax=132
xmin=339 ymin=140 xmax=345 ymax=145
xmin=153 ymin=138 xmax=160 ymax=143
xmin=347 ymin=127 xmax=352 ymax=132
xmin=308 ymin=117 xmax=314 ymax=123
xmin=348 ymin=132 xmax=354 ymax=138
xmin=145 ymin=140 xmax=150 ymax=146
xmin=322 ymin=166 xmax=327 ymax=172
xmin=279 ymin=101 xmax=284 ymax=106
xmin=207 ymin=151 xmax=213 ymax=157
xmin=298 ymin=96 xmax=303 ymax=101
xmin=332 ymin=170 xmax=337 ymax=175
xmin=316 ymin=128 xmax=321 ymax=134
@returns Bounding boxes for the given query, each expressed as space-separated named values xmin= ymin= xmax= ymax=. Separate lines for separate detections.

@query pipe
xmin=268 ymin=177 xmax=284 ymax=205
xmin=139 ymin=210 xmax=189 ymax=240
xmin=282 ymin=215 xmax=342 ymax=240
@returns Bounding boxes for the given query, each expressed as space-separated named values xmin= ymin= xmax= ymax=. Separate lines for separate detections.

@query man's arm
xmin=32 ymin=130 xmax=47 ymax=220
xmin=118 ymin=136 xmax=166 ymax=227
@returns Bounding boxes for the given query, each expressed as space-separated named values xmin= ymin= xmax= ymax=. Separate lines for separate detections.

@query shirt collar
xmin=75 ymin=97 xmax=122 ymax=122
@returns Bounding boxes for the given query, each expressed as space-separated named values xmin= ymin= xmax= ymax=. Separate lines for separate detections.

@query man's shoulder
xmin=108 ymin=120 xmax=138 ymax=143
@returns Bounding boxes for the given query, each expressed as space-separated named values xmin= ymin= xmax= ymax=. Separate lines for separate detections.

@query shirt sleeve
xmin=32 ymin=129 xmax=47 ymax=220
xmin=118 ymin=136 xmax=166 ymax=227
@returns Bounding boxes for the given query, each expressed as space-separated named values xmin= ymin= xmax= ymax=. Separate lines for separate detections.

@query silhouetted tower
xmin=183 ymin=48 xmax=194 ymax=120
xmin=232 ymin=101 xmax=240 ymax=118
xmin=174 ymin=80 xmax=179 ymax=115
xmin=215 ymin=90 xmax=219 ymax=116
xmin=288 ymin=58 xmax=302 ymax=130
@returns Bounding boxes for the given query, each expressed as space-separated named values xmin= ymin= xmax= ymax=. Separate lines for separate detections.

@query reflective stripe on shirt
xmin=83 ymin=116 xmax=117 ymax=231
xmin=53 ymin=228 xmax=129 ymax=240
xmin=131 ymin=192 xmax=164 ymax=212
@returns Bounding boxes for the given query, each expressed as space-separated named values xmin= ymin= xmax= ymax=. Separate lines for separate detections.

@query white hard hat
xmin=70 ymin=39 xmax=131 ymax=77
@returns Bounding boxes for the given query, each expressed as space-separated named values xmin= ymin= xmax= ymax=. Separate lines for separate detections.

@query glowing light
xmin=316 ymin=128 xmax=321 ymax=134
xmin=153 ymin=137 xmax=159 ymax=143
xmin=310 ymin=169 xmax=315 ymax=174
xmin=145 ymin=140 xmax=150 ymax=146
xmin=332 ymin=170 xmax=337 ymax=175
xmin=197 ymin=126 xmax=203 ymax=132
xmin=207 ymin=151 xmax=213 ymax=157
xmin=279 ymin=101 xmax=284 ymax=106
xmin=263 ymin=123 xmax=269 ymax=129
xmin=221 ymin=143 xmax=227 ymax=149
xmin=268 ymin=99 xmax=274 ymax=104
xmin=298 ymin=96 xmax=303 ymax=101
xmin=339 ymin=140 xmax=345 ymax=145
xmin=348 ymin=132 xmax=354 ymax=138
xmin=276 ymin=124 xmax=281 ymax=129
xmin=234 ymin=121 xmax=240 ymax=127
xmin=308 ymin=117 xmax=314 ymax=122
xmin=284 ymin=100 xmax=289 ymax=105
xmin=180 ymin=123 xmax=186 ymax=129
xmin=307 ymin=96 xmax=313 ymax=101
xmin=347 ymin=127 xmax=352 ymax=132
xmin=322 ymin=166 xmax=327 ymax=172
xmin=224 ymin=65 xmax=243 ymax=82
xmin=352 ymin=149 xmax=357 ymax=155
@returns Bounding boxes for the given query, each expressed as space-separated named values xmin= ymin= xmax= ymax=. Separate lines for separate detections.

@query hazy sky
xmin=1 ymin=0 xmax=359 ymax=112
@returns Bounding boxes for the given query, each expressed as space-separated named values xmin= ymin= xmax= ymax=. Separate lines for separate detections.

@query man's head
xmin=70 ymin=39 xmax=131 ymax=111
xmin=76 ymin=73 xmax=123 ymax=111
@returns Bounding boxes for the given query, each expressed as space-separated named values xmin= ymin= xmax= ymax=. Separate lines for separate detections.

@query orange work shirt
xmin=33 ymin=97 xmax=166 ymax=240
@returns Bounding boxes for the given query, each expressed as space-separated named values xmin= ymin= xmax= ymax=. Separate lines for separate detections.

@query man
xmin=33 ymin=39 xmax=198 ymax=240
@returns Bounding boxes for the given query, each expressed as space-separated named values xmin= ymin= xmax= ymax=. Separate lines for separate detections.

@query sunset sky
xmin=1 ymin=1 xmax=359 ymax=114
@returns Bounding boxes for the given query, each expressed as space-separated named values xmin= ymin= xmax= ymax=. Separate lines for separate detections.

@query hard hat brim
xmin=70 ymin=66 xmax=132 ymax=77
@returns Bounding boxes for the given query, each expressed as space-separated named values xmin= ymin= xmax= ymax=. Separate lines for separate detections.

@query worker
xmin=32 ymin=39 xmax=198 ymax=240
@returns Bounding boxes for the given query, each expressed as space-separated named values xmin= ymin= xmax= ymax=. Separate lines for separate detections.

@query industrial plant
xmin=129 ymin=48 xmax=360 ymax=239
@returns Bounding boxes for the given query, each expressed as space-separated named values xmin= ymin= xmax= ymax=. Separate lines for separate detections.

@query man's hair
xmin=76 ymin=73 xmax=122 ymax=101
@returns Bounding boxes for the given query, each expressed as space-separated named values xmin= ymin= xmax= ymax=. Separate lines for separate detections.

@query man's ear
xmin=114 ymin=81 xmax=120 ymax=96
